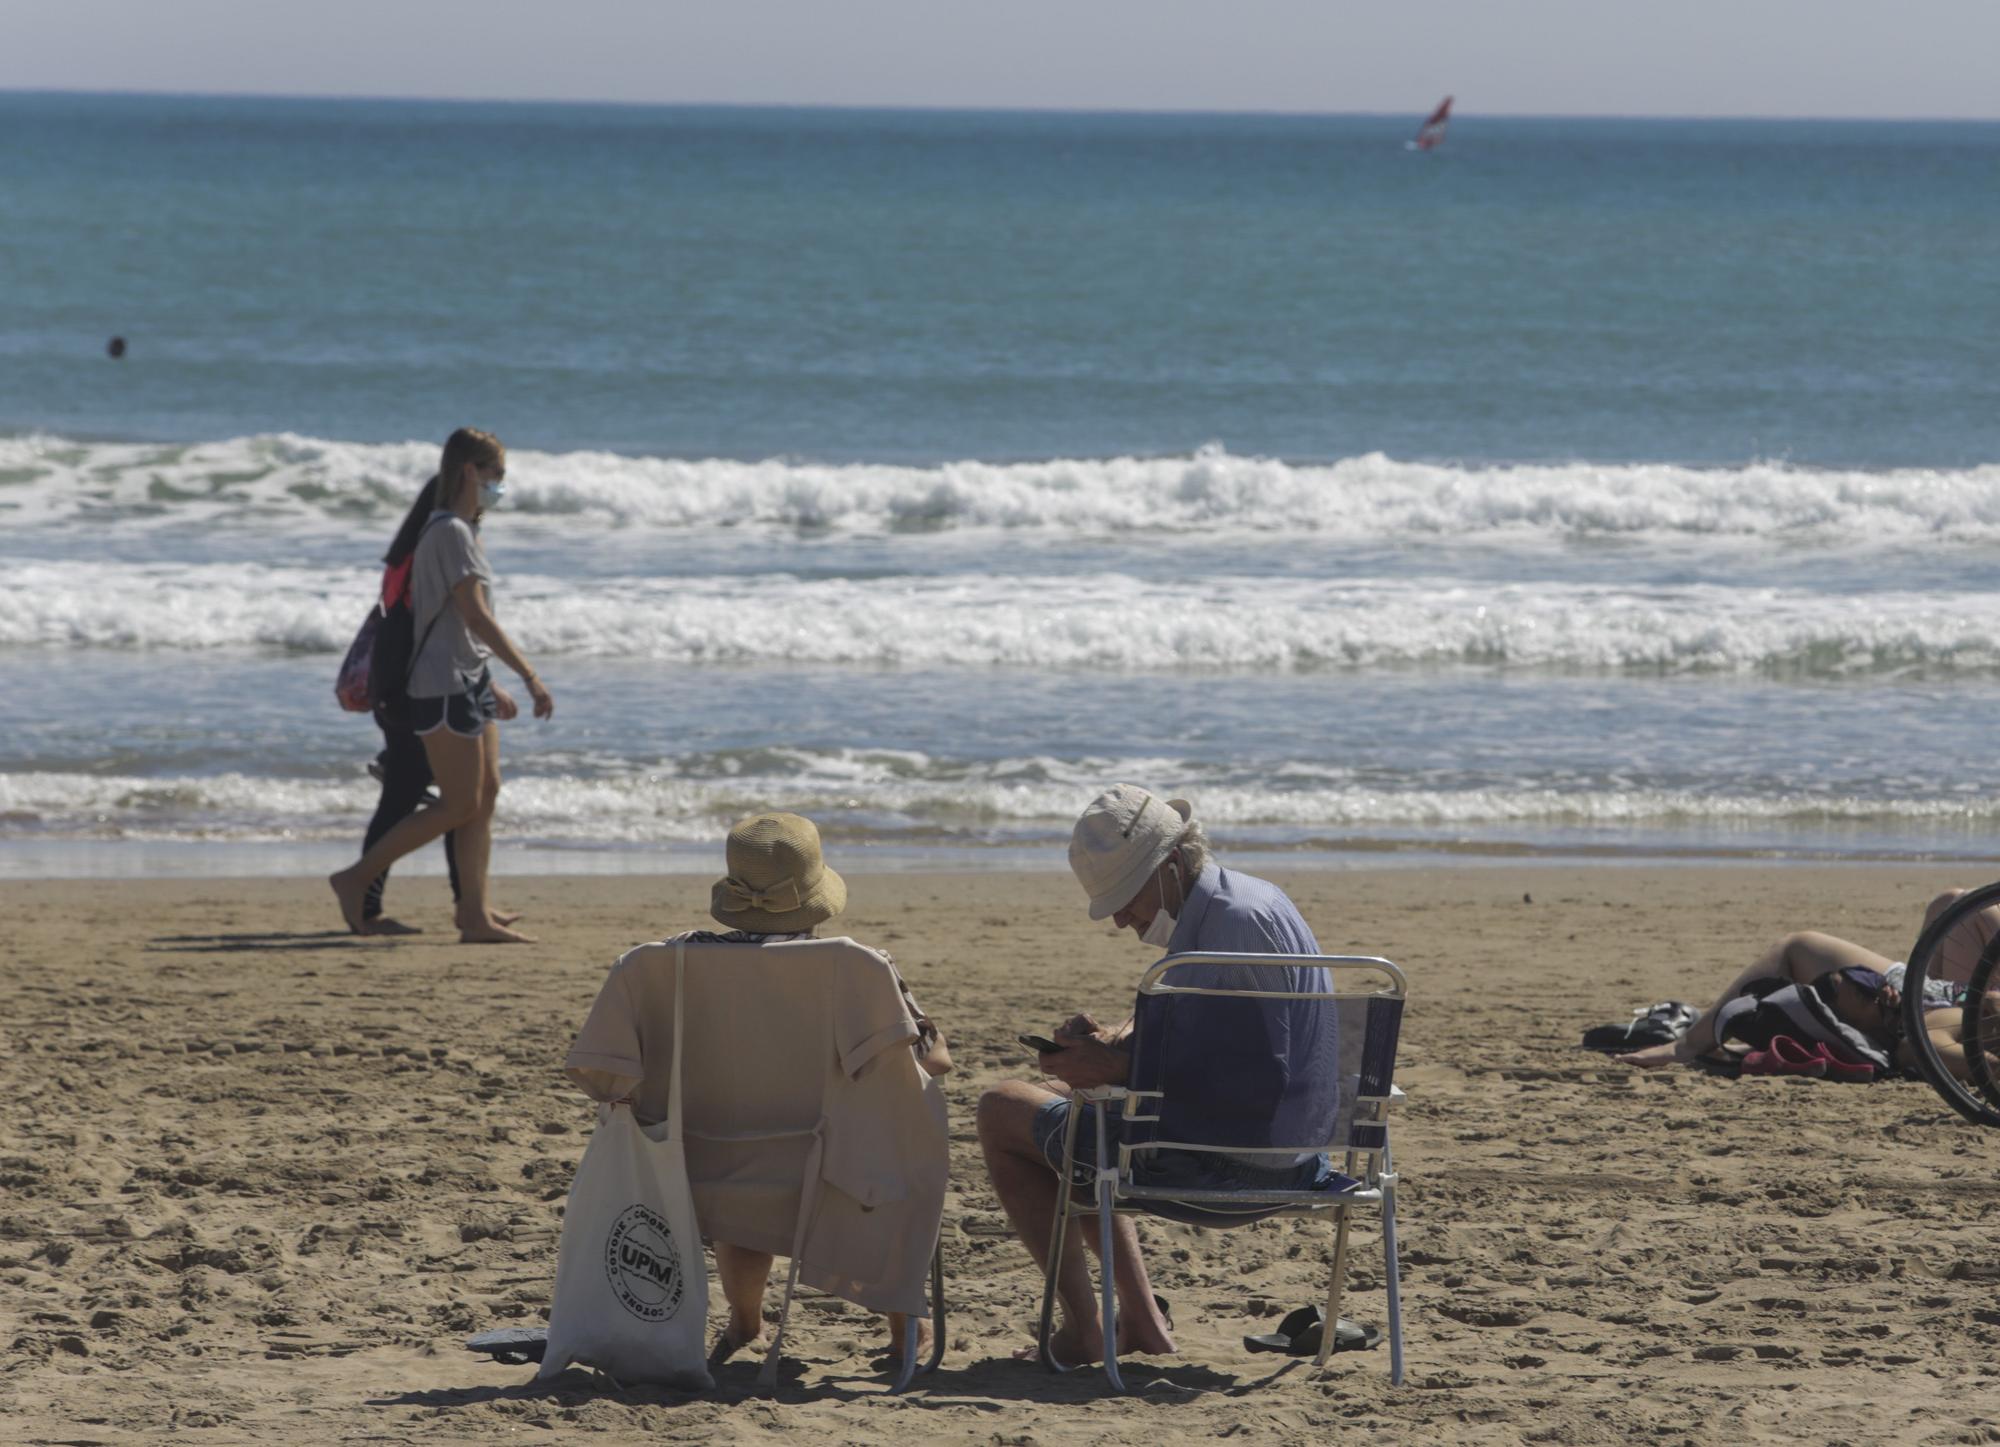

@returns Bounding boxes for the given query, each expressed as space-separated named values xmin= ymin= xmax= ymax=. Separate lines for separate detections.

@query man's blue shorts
xmin=1032 ymin=1093 xmax=1337 ymax=1194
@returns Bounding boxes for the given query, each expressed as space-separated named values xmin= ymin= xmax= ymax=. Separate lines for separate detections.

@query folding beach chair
xmin=561 ymin=937 xmax=950 ymax=1394
xmin=1035 ymin=951 xmax=1407 ymax=1392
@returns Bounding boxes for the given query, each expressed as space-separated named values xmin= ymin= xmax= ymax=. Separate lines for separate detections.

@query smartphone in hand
xmin=1018 ymin=1033 xmax=1064 ymax=1054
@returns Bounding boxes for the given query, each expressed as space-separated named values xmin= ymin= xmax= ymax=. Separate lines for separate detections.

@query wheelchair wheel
xmin=1960 ymin=933 xmax=2000 ymax=1116
xmin=1900 ymin=882 xmax=2000 ymax=1127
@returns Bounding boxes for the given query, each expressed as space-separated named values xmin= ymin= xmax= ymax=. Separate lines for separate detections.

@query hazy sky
xmin=5 ymin=0 xmax=1998 ymax=119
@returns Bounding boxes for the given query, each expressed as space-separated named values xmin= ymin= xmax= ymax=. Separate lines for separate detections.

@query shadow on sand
xmin=370 ymin=1353 xmax=1298 ymax=1416
xmin=147 ymin=930 xmax=373 ymax=954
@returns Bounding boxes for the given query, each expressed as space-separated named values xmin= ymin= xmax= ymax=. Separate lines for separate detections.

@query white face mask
xmin=480 ymin=478 xmax=507 ymax=507
xmin=1138 ymin=859 xmax=1179 ymax=948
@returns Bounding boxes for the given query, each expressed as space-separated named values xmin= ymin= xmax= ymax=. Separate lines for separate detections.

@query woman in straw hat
xmin=699 ymin=812 xmax=951 ymax=1367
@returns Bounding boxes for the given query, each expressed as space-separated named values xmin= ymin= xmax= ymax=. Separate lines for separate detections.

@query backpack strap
xmin=404 ymin=610 xmax=449 ymax=688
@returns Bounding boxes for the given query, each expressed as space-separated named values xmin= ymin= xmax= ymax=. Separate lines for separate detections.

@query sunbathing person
xmin=976 ymin=784 xmax=1339 ymax=1367
xmin=1616 ymin=888 xmax=1998 ymax=1080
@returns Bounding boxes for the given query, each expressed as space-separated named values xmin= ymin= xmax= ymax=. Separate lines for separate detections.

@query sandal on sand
xmin=1242 ymin=1304 xmax=1381 ymax=1356
xmin=465 ymin=1327 xmax=548 ymax=1366
xmin=1816 ymin=1045 xmax=1878 ymax=1083
xmin=1742 ymin=1034 xmax=1826 ymax=1077
xmin=1751 ymin=1035 xmax=1877 ymax=1083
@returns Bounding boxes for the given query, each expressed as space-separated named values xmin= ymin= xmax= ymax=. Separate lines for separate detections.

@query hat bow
xmin=720 ymin=874 xmax=804 ymax=913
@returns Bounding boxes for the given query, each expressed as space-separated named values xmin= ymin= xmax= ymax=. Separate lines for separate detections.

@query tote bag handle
xmin=670 ymin=940 xmax=687 ymax=1146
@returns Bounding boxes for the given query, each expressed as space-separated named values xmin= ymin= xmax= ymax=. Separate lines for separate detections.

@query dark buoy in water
xmin=106 ymin=336 xmax=127 ymax=359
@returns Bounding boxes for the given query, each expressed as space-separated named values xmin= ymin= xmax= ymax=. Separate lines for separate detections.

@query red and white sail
xmin=1411 ymin=96 xmax=1452 ymax=151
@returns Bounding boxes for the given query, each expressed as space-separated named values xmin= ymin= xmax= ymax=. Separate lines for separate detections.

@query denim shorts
xmin=1031 ymin=1094 xmax=1334 ymax=1194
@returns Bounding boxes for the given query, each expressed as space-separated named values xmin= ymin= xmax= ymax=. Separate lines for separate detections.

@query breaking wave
xmin=6 ymin=432 xmax=2000 ymax=541
xmin=7 ymin=560 xmax=2000 ymax=677
xmin=7 ymin=761 xmax=2000 ymax=846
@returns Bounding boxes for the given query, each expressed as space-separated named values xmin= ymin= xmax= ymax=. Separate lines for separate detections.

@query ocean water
xmin=4 ymin=95 xmax=2000 ymax=873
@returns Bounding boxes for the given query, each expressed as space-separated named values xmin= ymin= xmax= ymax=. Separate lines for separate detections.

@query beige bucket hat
xmin=709 ymin=812 xmax=848 ymax=933
xmin=1068 ymin=783 xmax=1193 ymax=921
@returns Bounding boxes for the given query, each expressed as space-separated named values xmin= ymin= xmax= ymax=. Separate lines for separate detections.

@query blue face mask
xmin=480 ymin=478 xmax=507 ymax=507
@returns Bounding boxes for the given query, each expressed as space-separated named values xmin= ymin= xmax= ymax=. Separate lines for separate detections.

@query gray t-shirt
xmin=408 ymin=513 xmax=494 ymax=698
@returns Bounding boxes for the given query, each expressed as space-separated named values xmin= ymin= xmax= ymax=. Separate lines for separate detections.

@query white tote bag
xmin=540 ymin=942 xmax=712 ymax=1390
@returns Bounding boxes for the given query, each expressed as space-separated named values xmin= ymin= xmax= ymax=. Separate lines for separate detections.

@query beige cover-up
xmin=564 ymin=934 xmax=949 ymax=1334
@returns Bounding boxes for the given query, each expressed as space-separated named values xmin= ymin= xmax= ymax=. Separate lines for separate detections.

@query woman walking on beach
xmin=330 ymin=428 xmax=553 ymax=943
xmin=353 ymin=488 xmax=461 ymax=935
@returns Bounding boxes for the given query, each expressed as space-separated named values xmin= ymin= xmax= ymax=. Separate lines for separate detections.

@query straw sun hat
xmin=1068 ymin=783 xmax=1193 ymax=921
xmin=709 ymin=812 xmax=848 ymax=933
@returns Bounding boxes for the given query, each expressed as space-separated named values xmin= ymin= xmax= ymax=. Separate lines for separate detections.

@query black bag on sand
xmin=1581 ymin=1001 xmax=1697 ymax=1052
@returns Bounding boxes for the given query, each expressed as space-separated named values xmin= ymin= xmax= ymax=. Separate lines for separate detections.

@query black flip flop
xmin=466 ymin=1327 xmax=548 ymax=1365
xmin=1242 ymin=1304 xmax=1380 ymax=1356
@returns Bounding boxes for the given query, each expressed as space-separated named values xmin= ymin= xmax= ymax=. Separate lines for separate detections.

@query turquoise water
xmin=7 ymin=96 xmax=1997 ymax=464
xmin=4 ymin=95 xmax=2000 ymax=869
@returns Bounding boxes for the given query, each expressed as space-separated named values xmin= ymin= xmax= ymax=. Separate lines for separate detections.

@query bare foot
xmin=1010 ymin=1304 xmax=1174 ymax=1364
xmin=458 ymin=918 xmax=537 ymax=944
xmin=709 ymin=1319 xmax=762 ymax=1365
xmin=1614 ymin=1042 xmax=1686 ymax=1069
xmin=329 ymin=869 xmax=370 ymax=934
xmin=1012 ymin=1319 xmax=1105 ymax=1366
xmin=492 ymin=910 xmax=523 ymax=927
xmin=884 ymin=1314 xmax=931 ymax=1365
xmin=1008 ymin=1319 xmax=1120 ymax=1359
xmin=1119 ymin=1311 xmax=1176 ymax=1356
xmin=358 ymin=915 xmax=423 ymax=936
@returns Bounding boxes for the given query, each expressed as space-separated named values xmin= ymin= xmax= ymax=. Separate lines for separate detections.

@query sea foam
xmin=6 ymin=432 xmax=2000 ymax=541
xmin=5 ymin=763 xmax=1998 ymax=846
xmin=7 ymin=559 xmax=2000 ymax=677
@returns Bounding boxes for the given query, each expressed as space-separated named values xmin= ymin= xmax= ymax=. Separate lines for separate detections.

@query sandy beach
xmin=2 ymin=863 xmax=1995 ymax=1444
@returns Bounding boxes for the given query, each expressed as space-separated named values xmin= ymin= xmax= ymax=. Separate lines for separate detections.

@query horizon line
xmin=5 ymin=85 xmax=2000 ymax=126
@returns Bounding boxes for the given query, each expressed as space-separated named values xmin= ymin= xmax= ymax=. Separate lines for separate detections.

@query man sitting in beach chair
xmin=976 ymin=784 xmax=1342 ymax=1367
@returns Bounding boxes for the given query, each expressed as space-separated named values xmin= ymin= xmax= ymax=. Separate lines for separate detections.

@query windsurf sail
xmin=1411 ymin=96 xmax=1452 ymax=151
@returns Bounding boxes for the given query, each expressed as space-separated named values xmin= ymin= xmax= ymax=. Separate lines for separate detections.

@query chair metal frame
xmin=888 ymin=1246 xmax=947 ymax=1391
xmin=1034 ymin=952 xmax=1407 ymax=1392
xmin=699 ymin=1228 xmax=943 ymax=1394
xmin=658 ymin=936 xmax=949 ymax=1396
